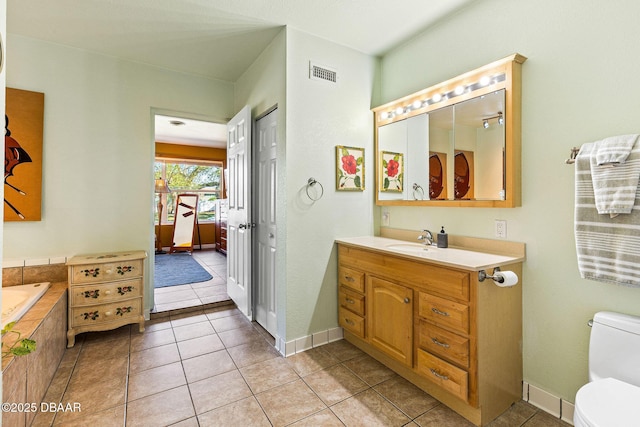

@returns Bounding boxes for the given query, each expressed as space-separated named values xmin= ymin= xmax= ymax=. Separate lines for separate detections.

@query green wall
xmin=377 ymin=0 xmax=640 ymax=401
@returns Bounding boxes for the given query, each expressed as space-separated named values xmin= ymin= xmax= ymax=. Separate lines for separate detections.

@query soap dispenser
xmin=437 ymin=226 xmax=448 ymax=248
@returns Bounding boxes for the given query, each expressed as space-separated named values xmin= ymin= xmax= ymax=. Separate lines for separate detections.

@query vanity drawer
xmin=70 ymin=279 xmax=143 ymax=306
xmin=418 ymin=293 xmax=469 ymax=335
xmin=339 ymin=287 xmax=365 ymax=316
xmin=70 ymin=259 xmax=143 ymax=284
xmin=70 ymin=298 xmax=142 ymax=328
xmin=339 ymin=266 xmax=365 ymax=293
xmin=418 ymin=319 xmax=469 ymax=368
xmin=417 ymin=349 xmax=468 ymax=402
xmin=339 ymin=307 xmax=365 ymax=338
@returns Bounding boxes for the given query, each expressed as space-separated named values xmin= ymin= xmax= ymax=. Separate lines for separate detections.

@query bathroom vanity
xmin=336 ymin=234 xmax=524 ymax=426
xmin=66 ymin=250 xmax=146 ymax=347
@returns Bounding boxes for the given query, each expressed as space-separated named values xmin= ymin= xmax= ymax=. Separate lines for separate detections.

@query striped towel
xmin=594 ymin=134 xmax=638 ymax=165
xmin=575 ymin=142 xmax=640 ymax=287
xmin=591 ymin=135 xmax=640 ymax=217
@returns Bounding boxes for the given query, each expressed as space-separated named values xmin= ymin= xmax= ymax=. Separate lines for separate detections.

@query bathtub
xmin=2 ymin=282 xmax=51 ymax=330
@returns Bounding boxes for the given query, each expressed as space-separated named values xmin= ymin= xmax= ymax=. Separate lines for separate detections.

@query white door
xmin=227 ymin=105 xmax=252 ymax=318
xmin=254 ymin=108 xmax=277 ymax=336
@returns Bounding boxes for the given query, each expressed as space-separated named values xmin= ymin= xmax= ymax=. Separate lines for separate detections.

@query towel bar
xmin=566 ymin=147 xmax=581 ymax=164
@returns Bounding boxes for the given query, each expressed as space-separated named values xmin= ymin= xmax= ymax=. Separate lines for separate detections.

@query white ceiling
xmin=7 ymin=0 xmax=477 ymax=146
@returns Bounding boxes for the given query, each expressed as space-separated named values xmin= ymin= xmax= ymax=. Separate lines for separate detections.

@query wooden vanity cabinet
xmin=367 ymin=276 xmax=413 ymax=367
xmin=338 ymin=265 xmax=366 ymax=338
xmin=337 ymin=243 xmax=522 ymax=426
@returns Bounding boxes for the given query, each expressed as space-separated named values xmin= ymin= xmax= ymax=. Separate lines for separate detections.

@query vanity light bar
xmin=379 ymin=73 xmax=507 ymax=120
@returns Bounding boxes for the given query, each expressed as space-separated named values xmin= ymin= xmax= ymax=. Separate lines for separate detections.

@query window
xmin=154 ymin=159 xmax=223 ymax=223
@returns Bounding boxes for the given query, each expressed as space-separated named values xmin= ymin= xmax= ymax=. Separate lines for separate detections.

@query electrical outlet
xmin=382 ymin=208 xmax=390 ymax=226
xmin=495 ymin=220 xmax=507 ymax=238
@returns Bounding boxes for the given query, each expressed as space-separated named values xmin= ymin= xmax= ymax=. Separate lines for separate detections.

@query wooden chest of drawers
xmin=66 ymin=250 xmax=147 ymax=347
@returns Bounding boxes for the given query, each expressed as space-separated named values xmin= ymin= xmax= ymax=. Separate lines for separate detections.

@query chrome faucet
xmin=418 ymin=229 xmax=434 ymax=246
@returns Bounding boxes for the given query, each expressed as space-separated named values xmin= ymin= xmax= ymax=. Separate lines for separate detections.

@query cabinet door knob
xmin=404 ymin=297 xmax=410 ymax=304
xmin=346 ymin=298 xmax=355 ymax=304
xmin=105 ymin=311 xmax=112 ymax=316
xmin=345 ymin=276 xmax=355 ymax=282
xmin=345 ymin=318 xmax=355 ymax=326
xmin=105 ymin=290 xmax=111 ymax=295
xmin=106 ymin=269 xmax=112 ymax=274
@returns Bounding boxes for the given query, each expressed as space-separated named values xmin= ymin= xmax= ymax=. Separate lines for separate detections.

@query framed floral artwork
xmin=380 ymin=151 xmax=403 ymax=192
xmin=336 ymin=145 xmax=365 ymax=191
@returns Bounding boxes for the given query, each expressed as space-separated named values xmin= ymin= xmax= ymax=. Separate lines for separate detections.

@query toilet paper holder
xmin=478 ymin=267 xmax=504 ymax=283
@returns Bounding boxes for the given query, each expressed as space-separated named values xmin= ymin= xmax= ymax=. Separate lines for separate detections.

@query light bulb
xmin=498 ymin=115 xmax=504 ymax=125
xmin=479 ymin=76 xmax=491 ymax=86
xmin=454 ymin=86 xmax=465 ymax=95
xmin=431 ymin=93 xmax=442 ymax=103
xmin=483 ymin=119 xmax=489 ymax=129
xmin=395 ymin=107 xmax=404 ymax=115
xmin=412 ymin=100 xmax=422 ymax=110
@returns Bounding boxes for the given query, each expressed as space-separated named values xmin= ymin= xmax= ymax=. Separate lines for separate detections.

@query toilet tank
xmin=589 ymin=311 xmax=640 ymax=386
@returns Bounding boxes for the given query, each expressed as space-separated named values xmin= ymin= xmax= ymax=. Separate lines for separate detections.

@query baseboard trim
xmin=281 ymin=327 xmax=344 ymax=357
xmin=523 ymin=381 xmax=575 ymax=425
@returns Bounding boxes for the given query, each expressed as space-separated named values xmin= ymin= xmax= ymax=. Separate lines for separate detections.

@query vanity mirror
xmin=373 ymin=54 xmax=526 ymax=207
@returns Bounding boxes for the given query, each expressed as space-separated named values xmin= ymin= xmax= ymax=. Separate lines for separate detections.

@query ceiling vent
xmin=309 ymin=61 xmax=337 ymax=83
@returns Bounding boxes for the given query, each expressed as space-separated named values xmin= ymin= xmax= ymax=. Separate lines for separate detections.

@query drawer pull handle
xmin=105 ymin=311 xmax=112 ymax=316
xmin=105 ymin=290 xmax=112 ymax=295
xmin=346 ymin=298 xmax=355 ymax=304
xmin=345 ymin=318 xmax=355 ymax=326
xmin=431 ymin=338 xmax=450 ymax=348
xmin=430 ymin=368 xmax=449 ymax=381
xmin=431 ymin=307 xmax=449 ymax=317
xmin=404 ymin=297 xmax=410 ymax=304
xmin=344 ymin=275 xmax=355 ymax=283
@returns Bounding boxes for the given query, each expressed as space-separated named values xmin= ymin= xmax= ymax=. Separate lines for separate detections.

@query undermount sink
xmin=385 ymin=243 xmax=434 ymax=252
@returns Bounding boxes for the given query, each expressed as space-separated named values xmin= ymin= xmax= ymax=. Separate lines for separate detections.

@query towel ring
xmin=412 ymin=183 xmax=425 ymax=200
xmin=306 ymin=177 xmax=324 ymax=201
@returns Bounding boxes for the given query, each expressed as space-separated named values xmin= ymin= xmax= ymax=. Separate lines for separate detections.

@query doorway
xmin=152 ymin=113 xmax=231 ymax=314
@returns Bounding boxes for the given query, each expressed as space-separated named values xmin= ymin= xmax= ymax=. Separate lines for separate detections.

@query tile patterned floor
xmin=28 ymin=249 xmax=571 ymax=426
xmin=152 ymin=250 xmax=231 ymax=313
xmin=30 ymin=305 xmax=571 ymax=427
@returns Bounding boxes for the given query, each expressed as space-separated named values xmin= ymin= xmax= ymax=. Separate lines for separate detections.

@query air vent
xmin=309 ymin=61 xmax=337 ymax=83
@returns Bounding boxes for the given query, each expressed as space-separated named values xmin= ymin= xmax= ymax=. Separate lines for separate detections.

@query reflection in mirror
xmin=453 ymin=90 xmax=505 ymax=200
xmin=373 ymin=53 xmax=525 ymax=207
xmin=454 ymin=151 xmax=472 ymax=199
xmin=428 ymin=153 xmax=445 ymax=199
xmin=428 ymin=106 xmax=454 ymax=200
xmin=377 ymin=90 xmax=506 ymax=202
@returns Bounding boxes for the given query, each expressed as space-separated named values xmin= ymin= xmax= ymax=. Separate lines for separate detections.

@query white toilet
xmin=574 ymin=311 xmax=640 ymax=427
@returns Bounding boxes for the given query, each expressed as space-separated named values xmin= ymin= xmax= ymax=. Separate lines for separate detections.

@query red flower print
xmin=387 ymin=159 xmax=399 ymax=178
xmin=341 ymin=155 xmax=357 ymax=175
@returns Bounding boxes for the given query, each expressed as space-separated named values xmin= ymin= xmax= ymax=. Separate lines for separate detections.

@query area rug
xmin=154 ymin=253 xmax=213 ymax=288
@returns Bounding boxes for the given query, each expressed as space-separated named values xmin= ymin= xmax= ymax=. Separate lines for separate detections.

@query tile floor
xmin=152 ymin=250 xmax=231 ymax=313
xmin=30 ymin=304 xmax=571 ymax=427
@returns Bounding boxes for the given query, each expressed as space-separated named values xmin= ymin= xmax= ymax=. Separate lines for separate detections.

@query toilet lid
xmin=575 ymin=378 xmax=640 ymax=427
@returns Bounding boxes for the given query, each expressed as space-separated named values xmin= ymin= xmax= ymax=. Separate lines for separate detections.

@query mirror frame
xmin=373 ymin=53 xmax=527 ymax=207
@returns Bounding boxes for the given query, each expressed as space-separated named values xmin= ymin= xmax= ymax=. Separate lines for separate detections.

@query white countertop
xmin=335 ymin=236 xmax=524 ymax=271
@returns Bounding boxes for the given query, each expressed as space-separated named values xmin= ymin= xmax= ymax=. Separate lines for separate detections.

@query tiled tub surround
xmin=2 ymin=281 xmax=68 ymax=427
